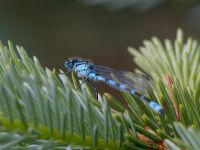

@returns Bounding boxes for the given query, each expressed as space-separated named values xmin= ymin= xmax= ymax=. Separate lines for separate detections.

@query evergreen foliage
xmin=0 ymin=29 xmax=199 ymax=149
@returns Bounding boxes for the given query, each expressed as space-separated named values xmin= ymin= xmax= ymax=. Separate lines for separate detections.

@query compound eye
xmin=64 ymin=61 xmax=71 ymax=68
xmin=69 ymin=59 xmax=74 ymax=64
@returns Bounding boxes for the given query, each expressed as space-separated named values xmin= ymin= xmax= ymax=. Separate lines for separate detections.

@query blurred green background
xmin=0 ymin=0 xmax=200 ymax=71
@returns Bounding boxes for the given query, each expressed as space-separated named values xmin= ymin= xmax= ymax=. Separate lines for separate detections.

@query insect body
xmin=65 ymin=57 xmax=164 ymax=115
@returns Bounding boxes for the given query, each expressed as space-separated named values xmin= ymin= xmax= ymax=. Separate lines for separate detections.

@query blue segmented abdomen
xmin=103 ymin=78 xmax=164 ymax=114
xmin=65 ymin=58 xmax=164 ymax=115
xmin=88 ymin=73 xmax=164 ymax=114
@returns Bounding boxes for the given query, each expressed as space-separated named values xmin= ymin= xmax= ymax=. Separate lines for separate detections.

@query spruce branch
xmin=0 ymin=29 xmax=199 ymax=149
xmin=128 ymin=28 xmax=200 ymax=149
xmin=0 ymin=41 xmax=124 ymax=149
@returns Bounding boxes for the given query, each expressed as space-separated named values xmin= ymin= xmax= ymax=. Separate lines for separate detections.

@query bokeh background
xmin=0 ymin=0 xmax=200 ymax=72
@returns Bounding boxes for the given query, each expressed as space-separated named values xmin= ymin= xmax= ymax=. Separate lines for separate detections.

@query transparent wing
xmin=93 ymin=65 xmax=153 ymax=93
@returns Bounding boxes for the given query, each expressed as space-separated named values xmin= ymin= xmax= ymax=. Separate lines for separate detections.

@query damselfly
xmin=65 ymin=57 xmax=164 ymax=115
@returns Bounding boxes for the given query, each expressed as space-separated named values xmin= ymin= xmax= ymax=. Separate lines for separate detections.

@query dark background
xmin=0 ymin=1 xmax=200 ymax=72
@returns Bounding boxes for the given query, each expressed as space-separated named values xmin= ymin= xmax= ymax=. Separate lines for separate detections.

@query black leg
xmin=66 ymin=69 xmax=98 ymax=99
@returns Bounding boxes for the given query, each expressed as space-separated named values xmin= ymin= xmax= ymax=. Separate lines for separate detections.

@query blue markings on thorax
xmin=74 ymin=63 xmax=91 ymax=77
xmin=75 ymin=64 xmax=90 ymax=71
